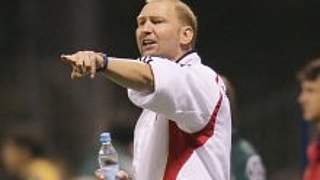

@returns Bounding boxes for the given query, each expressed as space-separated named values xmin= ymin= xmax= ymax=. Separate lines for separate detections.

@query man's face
xmin=136 ymin=1 xmax=184 ymax=60
xmin=298 ymin=77 xmax=320 ymax=122
xmin=1 ymin=141 xmax=29 ymax=174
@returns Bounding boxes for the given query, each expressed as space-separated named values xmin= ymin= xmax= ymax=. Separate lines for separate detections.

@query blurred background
xmin=0 ymin=0 xmax=319 ymax=179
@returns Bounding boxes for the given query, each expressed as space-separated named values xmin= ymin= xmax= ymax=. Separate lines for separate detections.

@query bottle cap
xmin=100 ymin=132 xmax=111 ymax=144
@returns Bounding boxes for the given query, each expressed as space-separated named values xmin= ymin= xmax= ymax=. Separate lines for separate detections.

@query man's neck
xmin=173 ymin=48 xmax=194 ymax=62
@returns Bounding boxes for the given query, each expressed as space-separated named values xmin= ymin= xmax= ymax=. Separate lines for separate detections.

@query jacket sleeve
xmin=128 ymin=57 xmax=227 ymax=133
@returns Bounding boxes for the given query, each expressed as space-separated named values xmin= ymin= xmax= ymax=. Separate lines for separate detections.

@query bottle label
xmin=101 ymin=164 xmax=119 ymax=180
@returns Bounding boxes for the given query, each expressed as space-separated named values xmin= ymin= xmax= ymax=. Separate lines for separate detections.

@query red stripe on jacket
xmin=163 ymin=93 xmax=223 ymax=180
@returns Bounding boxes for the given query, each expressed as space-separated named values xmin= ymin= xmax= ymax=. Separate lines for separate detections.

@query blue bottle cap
xmin=100 ymin=132 xmax=111 ymax=144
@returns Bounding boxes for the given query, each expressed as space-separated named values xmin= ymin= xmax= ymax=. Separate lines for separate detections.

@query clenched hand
xmin=61 ymin=51 xmax=107 ymax=79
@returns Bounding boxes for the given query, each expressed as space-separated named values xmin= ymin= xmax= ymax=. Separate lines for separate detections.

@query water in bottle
xmin=98 ymin=132 xmax=119 ymax=180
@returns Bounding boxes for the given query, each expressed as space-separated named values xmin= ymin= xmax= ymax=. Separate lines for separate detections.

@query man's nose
xmin=141 ymin=21 xmax=154 ymax=34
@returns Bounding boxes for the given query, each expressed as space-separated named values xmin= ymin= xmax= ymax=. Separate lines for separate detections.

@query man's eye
xmin=138 ymin=20 xmax=145 ymax=26
xmin=152 ymin=20 xmax=163 ymax=24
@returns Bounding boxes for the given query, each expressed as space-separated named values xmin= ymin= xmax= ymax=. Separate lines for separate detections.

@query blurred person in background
xmin=297 ymin=58 xmax=320 ymax=180
xmin=61 ymin=0 xmax=232 ymax=179
xmin=222 ymin=76 xmax=266 ymax=180
xmin=0 ymin=127 xmax=67 ymax=180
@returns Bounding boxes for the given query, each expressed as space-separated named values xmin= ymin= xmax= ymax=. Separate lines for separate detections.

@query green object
xmin=231 ymin=137 xmax=266 ymax=180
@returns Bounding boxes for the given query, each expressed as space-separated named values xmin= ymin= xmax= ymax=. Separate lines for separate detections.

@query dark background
xmin=1 ymin=0 xmax=319 ymax=179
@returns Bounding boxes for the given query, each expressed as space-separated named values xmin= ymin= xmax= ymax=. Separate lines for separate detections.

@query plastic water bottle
xmin=98 ymin=132 xmax=119 ymax=180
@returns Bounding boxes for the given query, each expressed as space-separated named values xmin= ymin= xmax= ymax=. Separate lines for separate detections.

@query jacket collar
xmin=175 ymin=50 xmax=201 ymax=66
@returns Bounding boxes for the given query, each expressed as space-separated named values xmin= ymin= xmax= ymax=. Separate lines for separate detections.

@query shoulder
xmin=137 ymin=56 xmax=170 ymax=64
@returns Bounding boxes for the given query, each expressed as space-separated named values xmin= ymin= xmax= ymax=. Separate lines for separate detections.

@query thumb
xmin=116 ymin=170 xmax=129 ymax=180
xmin=94 ymin=169 xmax=105 ymax=180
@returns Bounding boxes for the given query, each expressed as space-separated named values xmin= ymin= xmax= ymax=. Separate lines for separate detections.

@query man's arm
xmin=105 ymin=58 xmax=154 ymax=92
xmin=61 ymin=51 xmax=154 ymax=92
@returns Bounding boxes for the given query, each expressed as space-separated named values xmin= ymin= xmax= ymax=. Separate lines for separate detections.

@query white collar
xmin=175 ymin=51 xmax=201 ymax=66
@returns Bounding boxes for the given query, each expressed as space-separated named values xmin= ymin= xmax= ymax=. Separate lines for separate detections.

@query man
xmin=222 ymin=77 xmax=266 ymax=180
xmin=1 ymin=128 xmax=65 ymax=180
xmin=61 ymin=0 xmax=231 ymax=179
xmin=298 ymin=59 xmax=320 ymax=180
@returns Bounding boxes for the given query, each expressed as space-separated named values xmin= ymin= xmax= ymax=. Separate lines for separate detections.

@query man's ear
xmin=180 ymin=26 xmax=194 ymax=46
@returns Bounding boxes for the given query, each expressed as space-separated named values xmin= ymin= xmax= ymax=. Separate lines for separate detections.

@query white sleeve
xmin=128 ymin=57 xmax=223 ymax=133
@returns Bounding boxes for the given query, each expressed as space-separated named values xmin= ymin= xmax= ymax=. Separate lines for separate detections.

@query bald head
xmin=145 ymin=0 xmax=198 ymax=48
xmin=136 ymin=0 xmax=197 ymax=59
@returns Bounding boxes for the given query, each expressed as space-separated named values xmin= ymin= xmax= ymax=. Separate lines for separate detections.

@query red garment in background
xmin=304 ymin=140 xmax=320 ymax=180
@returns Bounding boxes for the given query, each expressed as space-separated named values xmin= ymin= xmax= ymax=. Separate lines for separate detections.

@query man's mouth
xmin=142 ymin=39 xmax=157 ymax=48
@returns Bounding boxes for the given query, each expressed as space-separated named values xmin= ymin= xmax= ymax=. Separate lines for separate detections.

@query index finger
xmin=60 ymin=54 xmax=76 ymax=65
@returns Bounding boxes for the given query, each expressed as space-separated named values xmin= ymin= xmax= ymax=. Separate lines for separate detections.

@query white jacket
xmin=128 ymin=52 xmax=231 ymax=180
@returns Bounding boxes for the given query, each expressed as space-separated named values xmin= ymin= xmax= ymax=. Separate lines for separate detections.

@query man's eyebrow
xmin=137 ymin=15 xmax=163 ymax=21
xmin=136 ymin=15 xmax=144 ymax=21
